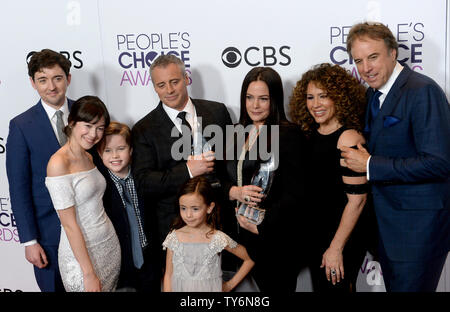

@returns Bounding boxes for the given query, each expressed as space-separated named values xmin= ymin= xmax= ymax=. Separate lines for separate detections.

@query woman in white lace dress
xmin=163 ymin=176 xmax=254 ymax=292
xmin=45 ymin=96 xmax=120 ymax=292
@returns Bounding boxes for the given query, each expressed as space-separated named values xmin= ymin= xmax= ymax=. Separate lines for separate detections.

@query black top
xmin=223 ymin=122 xmax=310 ymax=291
xmin=309 ymin=127 xmax=349 ymax=246
xmin=307 ymin=127 xmax=375 ymax=263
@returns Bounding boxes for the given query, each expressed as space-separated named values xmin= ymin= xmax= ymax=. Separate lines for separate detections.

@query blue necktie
xmin=119 ymin=179 xmax=144 ymax=269
xmin=369 ymin=90 xmax=382 ymax=125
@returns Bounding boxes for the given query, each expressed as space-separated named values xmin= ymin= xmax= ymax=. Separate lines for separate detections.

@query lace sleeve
xmin=211 ymin=231 xmax=238 ymax=253
xmin=45 ymin=175 xmax=75 ymax=211
xmin=162 ymin=230 xmax=178 ymax=251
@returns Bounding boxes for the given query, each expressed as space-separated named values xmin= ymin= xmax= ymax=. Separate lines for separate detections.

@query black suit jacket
xmin=131 ymin=98 xmax=232 ymax=244
xmin=93 ymin=156 xmax=160 ymax=289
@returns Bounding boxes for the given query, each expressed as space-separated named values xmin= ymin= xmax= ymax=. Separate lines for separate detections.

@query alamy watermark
xmin=170 ymin=118 xmax=280 ymax=170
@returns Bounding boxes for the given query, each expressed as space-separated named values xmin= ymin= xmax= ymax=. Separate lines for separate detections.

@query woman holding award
xmin=289 ymin=63 xmax=371 ymax=292
xmin=223 ymin=67 xmax=309 ymax=292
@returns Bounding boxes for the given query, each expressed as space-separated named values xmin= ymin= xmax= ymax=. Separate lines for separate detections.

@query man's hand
xmin=25 ymin=243 xmax=48 ymax=269
xmin=186 ymin=151 xmax=215 ymax=177
xmin=340 ymin=143 xmax=370 ymax=173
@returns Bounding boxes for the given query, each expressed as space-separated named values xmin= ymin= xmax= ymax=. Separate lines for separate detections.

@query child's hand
xmin=222 ymin=281 xmax=233 ymax=292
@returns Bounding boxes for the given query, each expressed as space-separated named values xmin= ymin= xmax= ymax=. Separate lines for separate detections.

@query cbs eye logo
xmin=0 ymin=137 xmax=5 ymax=154
xmin=222 ymin=47 xmax=242 ymax=68
xmin=221 ymin=46 xmax=291 ymax=68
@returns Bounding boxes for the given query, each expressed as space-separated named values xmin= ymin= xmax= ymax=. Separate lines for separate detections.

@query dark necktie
xmin=55 ymin=110 xmax=67 ymax=146
xmin=369 ymin=90 xmax=382 ymax=126
xmin=177 ymin=111 xmax=193 ymax=154
xmin=118 ymin=179 xmax=144 ymax=269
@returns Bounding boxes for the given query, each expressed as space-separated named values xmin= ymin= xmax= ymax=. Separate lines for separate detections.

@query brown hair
xmin=28 ymin=49 xmax=72 ymax=79
xmin=289 ymin=63 xmax=366 ymax=136
xmin=64 ymin=95 xmax=110 ymax=137
xmin=97 ymin=121 xmax=132 ymax=154
xmin=171 ymin=176 xmax=221 ymax=238
xmin=346 ymin=22 xmax=398 ymax=59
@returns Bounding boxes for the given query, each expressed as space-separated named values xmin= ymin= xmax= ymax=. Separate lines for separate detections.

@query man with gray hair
xmin=131 ymin=54 xmax=232 ymax=251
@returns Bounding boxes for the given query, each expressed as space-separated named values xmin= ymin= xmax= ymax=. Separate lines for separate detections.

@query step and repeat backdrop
xmin=0 ymin=0 xmax=449 ymax=292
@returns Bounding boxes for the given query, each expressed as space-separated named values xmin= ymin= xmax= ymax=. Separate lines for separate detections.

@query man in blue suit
xmin=341 ymin=22 xmax=450 ymax=291
xmin=6 ymin=49 xmax=73 ymax=292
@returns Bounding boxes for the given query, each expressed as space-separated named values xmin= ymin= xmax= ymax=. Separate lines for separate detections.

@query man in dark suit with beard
xmin=131 ymin=55 xmax=232 ymax=253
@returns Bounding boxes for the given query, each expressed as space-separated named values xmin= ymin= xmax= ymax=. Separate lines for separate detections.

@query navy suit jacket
xmin=6 ymin=99 xmax=73 ymax=246
xmin=366 ymin=65 xmax=450 ymax=262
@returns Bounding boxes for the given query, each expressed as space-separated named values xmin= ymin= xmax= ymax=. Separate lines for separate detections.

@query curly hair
xmin=289 ymin=63 xmax=366 ymax=136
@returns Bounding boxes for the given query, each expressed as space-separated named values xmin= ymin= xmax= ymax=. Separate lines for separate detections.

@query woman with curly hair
xmin=289 ymin=63 xmax=371 ymax=292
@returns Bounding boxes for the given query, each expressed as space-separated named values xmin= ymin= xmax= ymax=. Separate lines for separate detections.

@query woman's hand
xmin=320 ymin=246 xmax=344 ymax=285
xmin=83 ymin=272 xmax=102 ymax=292
xmin=229 ymin=185 xmax=263 ymax=206
xmin=235 ymin=208 xmax=259 ymax=234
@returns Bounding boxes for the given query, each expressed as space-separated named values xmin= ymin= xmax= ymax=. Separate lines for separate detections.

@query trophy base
xmin=237 ymin=204 xmax=265 ymax=225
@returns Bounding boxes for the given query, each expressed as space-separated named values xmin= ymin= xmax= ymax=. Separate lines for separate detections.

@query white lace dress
xmin=45 ymin=167 xmax=121 ymax=292
xmin=163 ymin=230 xmax=237 ymax=292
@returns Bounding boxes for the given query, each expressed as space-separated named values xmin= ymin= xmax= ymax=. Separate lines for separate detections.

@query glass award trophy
xmin=193 ymin=128 xmax=221 ymax=188
xmin=237 ymin=153 xmax=276 ymax=225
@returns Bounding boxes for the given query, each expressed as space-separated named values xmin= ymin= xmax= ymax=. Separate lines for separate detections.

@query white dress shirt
xmin=162 ymin=98 xmax=198 ymax=178
xmin=41 ymin=98 xmax=70 ymax=140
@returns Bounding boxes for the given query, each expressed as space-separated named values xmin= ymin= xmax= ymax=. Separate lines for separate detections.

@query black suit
xmin=131 ymin=98 xmax=232 ymax=246
xmin=223 ymin=122 xmax=310 ymax=292
xmin=94 ymin=156 xmax=161 ymax=292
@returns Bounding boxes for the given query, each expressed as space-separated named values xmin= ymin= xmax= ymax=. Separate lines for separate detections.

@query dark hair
xmin=171 ymin=176 xmax=220 ymax=238
xmin=97 ymin=121 xmax=132 ymax=154
xmin=28 ymin=49 xmax=72 ymax=79
xmin=64 ymin=96 xmax=110 ymax=137
xmin=289 ymin=63 xmax=366 ymax=136
xmin=239 ymin=67 xmax=287 ymax=127
xmin=346 ymin=22 xmax=398 ymax=59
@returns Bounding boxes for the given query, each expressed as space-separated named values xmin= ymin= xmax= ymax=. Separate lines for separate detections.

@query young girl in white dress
xmin=163 ymin=176 xmax=254 ymax=292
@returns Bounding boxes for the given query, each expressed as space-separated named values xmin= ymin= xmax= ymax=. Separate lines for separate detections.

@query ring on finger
xmin=330 ymin=269 xmax=337 ymax=276
xmin=244 ymin=195 xmax=250 ymax=202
